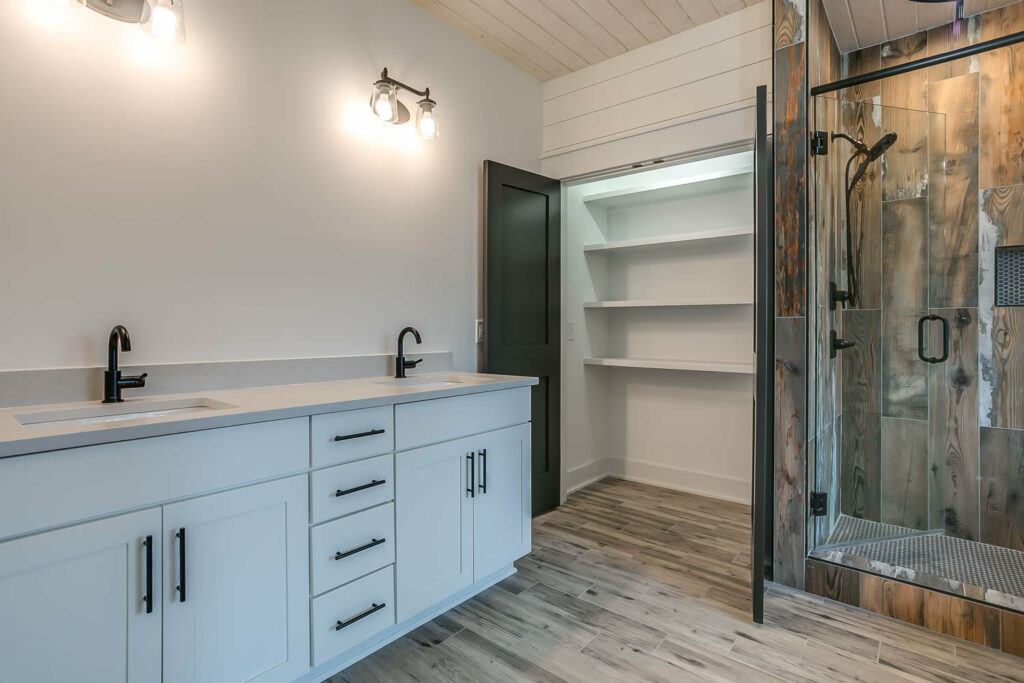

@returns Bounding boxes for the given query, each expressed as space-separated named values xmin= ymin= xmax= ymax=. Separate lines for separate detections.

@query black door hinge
xmin=810 ymin=131 xmax=828 ymax=156
xmin=810 ymin=492 xmax=828 ymax=516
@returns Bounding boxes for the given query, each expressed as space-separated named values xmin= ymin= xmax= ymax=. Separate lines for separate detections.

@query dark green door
xmin=484 ymin=161 xmax=561 ymax=516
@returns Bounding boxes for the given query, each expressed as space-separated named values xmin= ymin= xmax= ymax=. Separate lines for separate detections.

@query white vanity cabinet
xmin=0 ymin=509 xmax=163 ymax=683
xmin=163 ymin=476 xmax=309 ymax=683
xmin=0 ymin=380 xmax=534 ymax=683
xmin=394 ymin=389 xmax=531 ymax=624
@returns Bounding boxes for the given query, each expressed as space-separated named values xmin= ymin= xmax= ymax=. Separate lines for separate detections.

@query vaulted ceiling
xmin=408 ymin=0 xmax=765 ymax=82
xmin=824 ymin=0 xmax=1022 ymax=52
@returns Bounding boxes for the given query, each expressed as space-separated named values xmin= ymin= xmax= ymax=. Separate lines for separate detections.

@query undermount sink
xmin=15 ymin=397 xmax=238 ymax=430
xmin=374 ymin=375 xmax=469 ymax=389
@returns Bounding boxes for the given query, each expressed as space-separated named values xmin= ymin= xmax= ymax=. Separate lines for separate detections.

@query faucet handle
xmin=405 ymin=359 xmax=423 ymax=368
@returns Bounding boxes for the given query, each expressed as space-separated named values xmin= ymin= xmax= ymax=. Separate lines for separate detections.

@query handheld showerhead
xmin=849 ymin=132 xmax=898 ymax=188
xmin=864 ymin=132 xmax=898 ymax=162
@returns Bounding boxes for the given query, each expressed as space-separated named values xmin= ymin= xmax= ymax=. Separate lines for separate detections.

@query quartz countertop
xmin=0 ymin=372 xmax=537 ymax=458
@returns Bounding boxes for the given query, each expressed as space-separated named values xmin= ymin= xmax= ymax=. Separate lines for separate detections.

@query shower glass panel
xmin=809 ymin=95 xmax=1024 ymax=611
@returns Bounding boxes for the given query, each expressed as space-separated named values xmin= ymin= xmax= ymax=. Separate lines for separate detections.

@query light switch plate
xmin=475 ymin=319 xmax=484 ymax=343
xmin=567 ymin=321 xmax=575 ymax=341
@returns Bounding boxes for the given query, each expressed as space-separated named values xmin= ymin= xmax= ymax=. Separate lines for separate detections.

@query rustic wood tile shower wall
xmin=822 ymin=4 xmax=1024 ymax=553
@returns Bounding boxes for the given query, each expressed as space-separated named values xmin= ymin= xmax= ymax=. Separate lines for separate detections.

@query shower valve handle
xmin=830 ymin=330 xmax=855 ymax=359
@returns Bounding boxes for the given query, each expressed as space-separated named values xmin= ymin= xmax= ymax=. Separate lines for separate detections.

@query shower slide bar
xmin=810 ymin=29 xmax=1024 ymax=96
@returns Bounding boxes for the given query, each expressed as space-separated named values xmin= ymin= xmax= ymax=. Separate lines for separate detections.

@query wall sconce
xmin=55 ymin=0 xmax=186 ymax=43
xmin=369 ymin=68 xmax=438 ymax=140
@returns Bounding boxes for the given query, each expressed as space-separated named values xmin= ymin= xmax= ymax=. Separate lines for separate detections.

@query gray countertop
xmin=0 ymin=372 xmax=537 ymax=458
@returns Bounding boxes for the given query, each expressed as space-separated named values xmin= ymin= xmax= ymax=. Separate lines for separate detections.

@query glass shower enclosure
xmin=809 ymin=94 xmax=1023 ymax=611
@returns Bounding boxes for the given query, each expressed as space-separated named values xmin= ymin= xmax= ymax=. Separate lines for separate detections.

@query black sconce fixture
xmin=369 ymin=68 xmax=438 ymax=140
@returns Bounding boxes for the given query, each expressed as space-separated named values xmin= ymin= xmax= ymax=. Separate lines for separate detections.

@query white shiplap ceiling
xmin=824 ymin=0 xmax=1022 ymax=52
xmin=408 ymin=0 xmax=765 ymax=82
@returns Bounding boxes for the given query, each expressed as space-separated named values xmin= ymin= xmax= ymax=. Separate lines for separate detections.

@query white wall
xmin=540 ymin=2 xmax=772 ymax=179
xmin=0 ymin=0 xmax=541 ymax=371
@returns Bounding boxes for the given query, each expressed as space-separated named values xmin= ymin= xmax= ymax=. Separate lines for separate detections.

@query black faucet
xmin=395 ymin=326 xmax=423 ymax=378
xmin=103 ymin=325 xmax=148 ymax=403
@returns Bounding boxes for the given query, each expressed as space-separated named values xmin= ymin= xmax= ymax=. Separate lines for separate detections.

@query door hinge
xmin=810 ymin=492 xmax=828 ymax=516
xmin=810 ymin=131 xmax=828 ymax=156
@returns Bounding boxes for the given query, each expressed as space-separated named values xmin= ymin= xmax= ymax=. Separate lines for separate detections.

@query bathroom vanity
xmin=0 ymin=373 xmax=536 ymax=682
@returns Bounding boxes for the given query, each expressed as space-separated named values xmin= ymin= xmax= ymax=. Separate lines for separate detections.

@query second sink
xmin=16 ymin=397 xmax=238 ymax=430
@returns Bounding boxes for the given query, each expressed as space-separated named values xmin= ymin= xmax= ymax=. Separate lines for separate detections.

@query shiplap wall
xmin=540 ymin=2 xmax=772 ymax=178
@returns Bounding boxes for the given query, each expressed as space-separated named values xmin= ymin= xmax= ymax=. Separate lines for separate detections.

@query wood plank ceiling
xmin=408 ymin=0 xmax=765 ymax=82
xmin=823 ymin=0 xmax=1022 ymax=52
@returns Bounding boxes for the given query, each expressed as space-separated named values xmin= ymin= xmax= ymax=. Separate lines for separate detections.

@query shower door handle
xmin=917 ymin=315 xmax=949 ymax=364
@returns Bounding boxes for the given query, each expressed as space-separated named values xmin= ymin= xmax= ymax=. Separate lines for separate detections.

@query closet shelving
xmin=582 ymin=225 xmax=753 ymax=253
xmin=576 ymin=151 xmax=755 ymax=375
xmin=583 ymin=357 xmax=755 ymax=374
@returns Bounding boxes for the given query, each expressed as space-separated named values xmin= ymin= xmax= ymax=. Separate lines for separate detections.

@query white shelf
xmin=583 ymin=298 xmax=753 ymax=308
xmin=584 ymin=357 xmax=755 ymax=374
xmin=583 ymin=226 xmax=753 ymax=253
xmin=581 ymin=165 xmax=753 ymax=209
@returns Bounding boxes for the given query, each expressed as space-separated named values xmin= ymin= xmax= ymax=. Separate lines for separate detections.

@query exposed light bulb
xmin=142 ymin=0 xmax=185 ymax=44
xmin=370 ymin=81 xmax=399 ymax=123
xmin=416 ymin=99 xmax=438 ymax=140
xmin=150 ymin=5 xmax=178 ymax=42
xmin=374 ymin=97 xmax=393 ymax=122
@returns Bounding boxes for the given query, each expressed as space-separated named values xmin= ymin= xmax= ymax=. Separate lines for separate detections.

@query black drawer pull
xmin=335 ymin=479 xmax=386 ymax=497
xmin=334 ymin=538 xmax=385 ymax=561
xmin=176 ymin=528 xmax=186 ymax=603
xmin=142 ymin=535 xmax=153 ymax=614
xmin=335 ymin=602 xmax=386 ymax=630
xmin=333 ymin=428 xmax=386 ymax=442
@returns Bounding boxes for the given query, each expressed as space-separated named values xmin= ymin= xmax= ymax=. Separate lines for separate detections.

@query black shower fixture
xmin=830 ymin=131 xmax=899 ymax=308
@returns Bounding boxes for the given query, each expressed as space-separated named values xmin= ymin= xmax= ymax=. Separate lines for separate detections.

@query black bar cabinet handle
xmin=917 ymin=315 xmax=950 ymax=364
xmin=466 ymin=453 xmax=475 ymax=498
xmin=335 ymin=479 xmax=386 ymax=497
xmin=176 ymin=528 xmax=186 ymax=603
xmin=142 ymin=535 xmax=153 ymax=614
xmin=333 ymin=428 xmax=386 ymax=442
xmin=334 ymin=538 xmax=386 ymax=561
xmin=478 ymin=449 xmax=487 ymax=494
xmin=335 ymin=602 xmax=386 ymax=630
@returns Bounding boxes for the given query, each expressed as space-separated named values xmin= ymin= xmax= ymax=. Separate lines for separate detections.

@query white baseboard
xmin=564 ymin=458 xmax=609 ymax=496
xmin=605 ymin=457 xmax=751 ymax=505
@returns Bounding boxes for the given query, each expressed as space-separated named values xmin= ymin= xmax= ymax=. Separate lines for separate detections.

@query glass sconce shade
xmin=142 ymin=0 xmax=185 ymax=44
xmin=371 ymin=81 xmax=400 ymax=123
xmin=416 ymin=99 xmax=438 ymax=140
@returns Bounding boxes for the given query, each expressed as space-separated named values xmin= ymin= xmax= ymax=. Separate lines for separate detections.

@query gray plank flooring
xmin=329 ymin=478 xmax=1023 ymax=682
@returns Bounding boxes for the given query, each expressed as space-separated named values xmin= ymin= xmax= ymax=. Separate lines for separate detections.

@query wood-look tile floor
xmin=331 ymin=478 xmax=1024 ymax=682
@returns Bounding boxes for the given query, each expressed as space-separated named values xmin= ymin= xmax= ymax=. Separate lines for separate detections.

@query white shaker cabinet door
xmin=473 ymin=423 xmax=532 ymax=580
xmin=395 ymin=436 xmax=474 ymax=622
xmin=162 ymin=476 xmax=309 ymax=683
xmin=0 ymin=508 xmax=163 ymax=683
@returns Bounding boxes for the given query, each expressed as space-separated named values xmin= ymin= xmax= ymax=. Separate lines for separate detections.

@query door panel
xmin=395 ymin=437 xmax=474 ymax=621
xmin=0 ymin=509 xmax=162 ymax=682
xmin=473 ymin=424 xmax=532 ymax=580
xmin=162 ymin=476 xmax=309 ymax=683
xmin=484 ymin=160 xmax=561 ymax=515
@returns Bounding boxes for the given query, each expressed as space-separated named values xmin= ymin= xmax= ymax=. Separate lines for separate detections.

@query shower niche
xmin=809 ymin=93 xmax=1024 ymax=612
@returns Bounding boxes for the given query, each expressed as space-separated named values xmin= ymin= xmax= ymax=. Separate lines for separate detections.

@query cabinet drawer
xmin=311 ymin=406 xmax=394 ymax=468
xmin=394 ymin=387 xmax=531 ymax=451
xmin=311 ymin=565 xmax=395 ymax=667
xmin=311 ymin=503 xmax=395 ymax=595
xmin=0 ymin=418 xmax=309 ymax=541
xmin=311 ymin=454 xmax=394 ymax=524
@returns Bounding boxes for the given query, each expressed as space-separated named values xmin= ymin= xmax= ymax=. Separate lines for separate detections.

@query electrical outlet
xmin=475 ymin=319 xmax=484 ymax=344
xmin=567 ymin=321 xmax=575 ymax=341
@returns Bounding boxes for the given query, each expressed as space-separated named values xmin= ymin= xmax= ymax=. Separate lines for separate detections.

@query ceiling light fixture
xmin=370 ymin=68 xmax=438 ymax=140
xmin=50 ymin=0 xmax=186 ymax=44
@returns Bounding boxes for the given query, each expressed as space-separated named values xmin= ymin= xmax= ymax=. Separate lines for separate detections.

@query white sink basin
xmin=374 ymin=375 xmax=468 ymax=389
xmin=16 ymin=397 xmax=238 ymax=430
